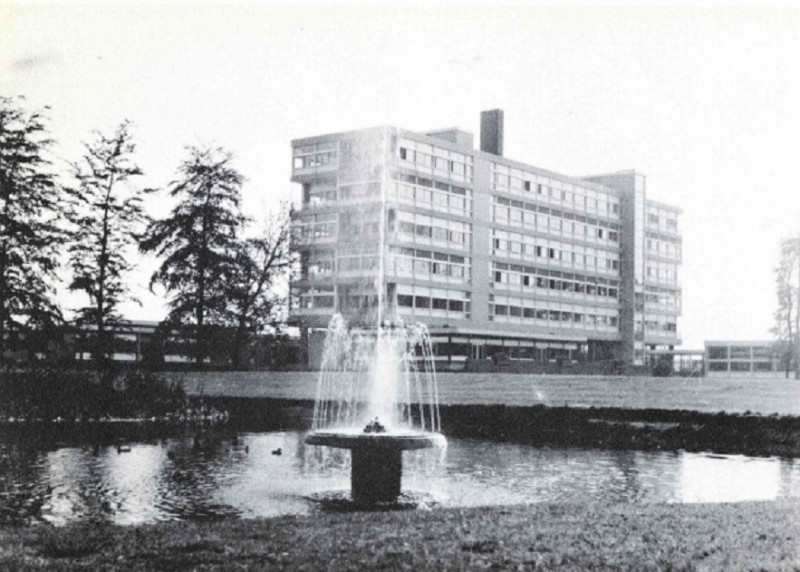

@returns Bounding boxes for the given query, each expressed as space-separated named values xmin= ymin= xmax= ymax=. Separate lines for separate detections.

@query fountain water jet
xmin=305 ymin=314 xmax=446 ymax=504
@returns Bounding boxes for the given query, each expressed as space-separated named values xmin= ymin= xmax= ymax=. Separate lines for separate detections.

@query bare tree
xmin=223 ymin=206 xmax=294 ymax=369
xmin=772 ymin=238 xmax=800 ymax=378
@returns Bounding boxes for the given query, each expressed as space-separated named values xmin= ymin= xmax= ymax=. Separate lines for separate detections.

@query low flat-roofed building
xmin=704 ymin=340 xmax=785 ymax=377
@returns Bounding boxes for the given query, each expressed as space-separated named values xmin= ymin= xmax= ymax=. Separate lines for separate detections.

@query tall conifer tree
xmin=66 ymin=120 xmax=151 ymax=365
xmin=0 ymin=96 xmax=63 ymax=366
xmin=140 ymin=146 xmax=245 ymax=366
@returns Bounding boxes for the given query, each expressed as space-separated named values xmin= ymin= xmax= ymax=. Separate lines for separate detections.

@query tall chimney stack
xmin=480 ymin=109 xmax=504 ymax=156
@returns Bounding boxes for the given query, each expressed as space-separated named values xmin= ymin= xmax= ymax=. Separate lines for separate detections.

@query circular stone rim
xmin=305 ymin=431 xmax=443 ymax=451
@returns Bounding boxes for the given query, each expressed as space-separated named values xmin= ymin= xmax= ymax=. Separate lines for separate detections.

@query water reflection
xmin=676 ymin=454 xmax=781 ymax=503
xmin=2 ymin=427 xmax=800 ymax=526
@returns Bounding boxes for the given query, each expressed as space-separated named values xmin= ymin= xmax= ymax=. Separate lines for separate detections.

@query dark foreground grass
xmin=2 ymin=500 xmax=800 ymax=570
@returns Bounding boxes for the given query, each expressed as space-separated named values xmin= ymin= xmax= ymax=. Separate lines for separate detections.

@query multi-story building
xmin=290 ymin=110 xmax=682 ymax=370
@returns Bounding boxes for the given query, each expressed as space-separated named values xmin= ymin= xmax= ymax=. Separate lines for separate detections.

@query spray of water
xmin=311 ymin=315 xmax=442 ymax=434
xmin=302 ymin=131 xmax=445 ymax=499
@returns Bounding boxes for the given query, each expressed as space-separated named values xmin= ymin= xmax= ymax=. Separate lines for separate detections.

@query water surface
xmin=2 ymin=427 xmax=799 ymax=526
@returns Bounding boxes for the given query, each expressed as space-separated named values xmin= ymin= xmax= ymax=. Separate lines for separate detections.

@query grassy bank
xmin=2 ymin=500 xmax=799 ymax=570
xmin=441 ymin=403 xmax=800 ymax=458
xmin=176 ymin=370 xmax=800 ymax=416
xmin=206 ymin=397 xmax=800 ymax=458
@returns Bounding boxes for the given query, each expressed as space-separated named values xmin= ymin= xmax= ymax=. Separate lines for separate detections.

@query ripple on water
xmin=2 ymin=430 xmax=800 ymax=525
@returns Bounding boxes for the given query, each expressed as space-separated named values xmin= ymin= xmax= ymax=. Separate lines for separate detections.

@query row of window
xmin=303 ymin=181 xmax=338 ymax=206
xmin=338 ymin=254 xmax=380 ymax=273
xmin=396 ymin=221 xmax=469 ymax=248
xmin=644 ymin=286 xmax=681 ymax=313
xmin=493 ymin=233 xmax=620 ymax=274
xmin=646 ymin=211 xmax=679 ymax=233
xmin=492 ymin=262 xmax=619 ymax=286
xmin=493 ymin=229 xmax=619 ymax=255
xmin=297 ymin=285 xmax=335 ymax=310
xmin=646 ymin=237 xmax=681 ymax=261
xmin=339 ymin=181 xmax=382 ymax=202
xmin=395 ymin=210 xmax=470 ymax=232
xmin=396 ymin=284 xmax=471 ymax=318
xmin=645 ymin=261 xmax=679 ymax=286
xmin=398 ymin=138 xmax=474 ymax=183
xmin=297 ymin=284 xmax=467 ymax=315
xmin=399 ymin=148 xmax=473 ymax=181
xmin=397 ymin=295 xmax=469 ymax=313
xmin=394 ymin=258 xmax=467 ymax=281
xmin=492 ymin=163 xmax=620 ymax=218
xmin=494 ymin=195 xmax=621 ymax=228
xmin=390 ymin=247 xmax=466 ymax=264
xmin=490 ymin=304 xmax=619 ymax=329
xmin=299 ymin=210 xmax=391 ymax=242
xmin=644 ymin=320 xmax=678 ymax=333
xmin=492 ymin=268 xmax=619 ymax=300
xmin=338 ymin=211 xmax=381 ymax=240
xmin=294 ymin=212 xmax=337 ymax=242
xmin=389 ymin=247 xmax=469 ymax=283
xmin=492 ymin=173 xmax=621 ymax=220
xmin=395 ymin=173 xmax=469 ymax=196
xmin=708 ymin=361 xmax=775 ymax=372
xmin=707 ymin=346 xmax=773 ymax=360
xmin=303 ymin=179 xmax=395 ymax=207
xmin=390 ymin=175 xmax=472 ymax=216
xmin=293 ymin=150 xmax=337 ymax=171
xmin=307 ymin=253 xmax=335 ymax=277
xmin=493 ymin=205 xmax=619 ymax=244
xmin=293 ymin=141 xmax=337 ymax=156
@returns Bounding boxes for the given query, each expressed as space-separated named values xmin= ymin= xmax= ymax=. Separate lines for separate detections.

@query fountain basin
xmin=306 ymin=430 xmax=443 ymax=451
xmin=306 ymin=430 xmax=445 ymax=504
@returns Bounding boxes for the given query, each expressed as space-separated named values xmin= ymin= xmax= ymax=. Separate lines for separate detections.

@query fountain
xmin=305 ymin=315 xmax=446 ymax=504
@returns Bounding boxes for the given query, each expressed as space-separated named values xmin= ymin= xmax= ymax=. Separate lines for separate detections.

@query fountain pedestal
xmin=351 ymin=447 xmax=402 ymax=503
xmin=306 ymin=431 xmax=442 ymax=504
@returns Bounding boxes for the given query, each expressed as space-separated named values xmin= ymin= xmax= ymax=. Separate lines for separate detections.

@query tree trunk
xmin=231 ymin=314 xmax=249 ymax=370
xmin=95 ymin=178 xmax=114 ymax=369
xmin=0 ymin=119 xmax=7 ymax=368
xmin=0 ymin=244 xmax=7 ymax=369
xmin=796 ymin=237 xmax=800 ymax=380
xmin=196 ymin=202 xmax=209 ymax=368
xmin=196 ymin=278 xmax=205 ymax=367
xmin=0 ymin=167 xmax=9 ymax=368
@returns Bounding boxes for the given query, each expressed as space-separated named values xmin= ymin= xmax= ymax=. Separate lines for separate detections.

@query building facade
xmin=290 ymin=111 xmax=682 ymax=370
xmin=704 ymin=340 xmax=785 ymax=377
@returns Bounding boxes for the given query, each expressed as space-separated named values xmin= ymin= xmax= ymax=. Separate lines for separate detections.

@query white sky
xmin=3 ymin=3 xmax=800 ymax=349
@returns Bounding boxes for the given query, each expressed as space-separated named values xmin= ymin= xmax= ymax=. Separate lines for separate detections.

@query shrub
xmin=0 ymin=367 xmax=187 ymax=420
xmin=652 ymin=356 xmax=674 ymax=377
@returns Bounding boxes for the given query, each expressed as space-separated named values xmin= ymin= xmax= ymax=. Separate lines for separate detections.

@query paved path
xmin=177 ymin=371 xmax=800 ymax=416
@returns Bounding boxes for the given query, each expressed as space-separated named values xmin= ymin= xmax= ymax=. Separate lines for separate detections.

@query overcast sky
xmin=3 ymin=3 xmax=800 ymax=349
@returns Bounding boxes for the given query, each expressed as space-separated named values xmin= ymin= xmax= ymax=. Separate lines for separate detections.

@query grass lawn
xmin=3 ymin=500 xmax=799 ymax=570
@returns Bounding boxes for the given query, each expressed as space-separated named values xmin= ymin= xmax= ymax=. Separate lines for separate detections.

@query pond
xmin=2 ymin=426 xmax=799 ymax=526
